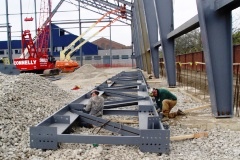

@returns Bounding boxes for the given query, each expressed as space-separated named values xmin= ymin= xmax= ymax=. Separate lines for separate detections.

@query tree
xmin=175 ymin=29 xmax=202 ymax=55
xmin=233 ymin=29 xmax=240 ymax=45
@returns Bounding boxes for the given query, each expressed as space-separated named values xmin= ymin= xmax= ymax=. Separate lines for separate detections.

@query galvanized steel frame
xmin=30 ymin=70 xmax=170 ymax=153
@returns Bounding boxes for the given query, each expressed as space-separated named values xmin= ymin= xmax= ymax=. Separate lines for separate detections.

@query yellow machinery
xmin=1 ymin=57 xmax=10 ymax=65
xmin=55 ymin=8 xmax=126 ymax=72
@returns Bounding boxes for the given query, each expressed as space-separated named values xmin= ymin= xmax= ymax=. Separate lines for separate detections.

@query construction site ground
xmin=53 ymin=66 xmax=240 ymax=132
xmin=2 ymin=65 xmax=240 ymax=159
xmin=146 ymin=76 xmax=240 ymax=132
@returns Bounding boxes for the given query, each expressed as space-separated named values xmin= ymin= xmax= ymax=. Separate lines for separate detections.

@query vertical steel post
xmin=5 ymin=0 xmax=12 ymax=63
xmin=109 ymin=17 xmax=112 ymax=67
xmin=132 ymin=25 xmax=140 ymax=68
xmin=138 ymin=0 xmax=151 ymax=74
xmin=78 ymin=1 xmax=83 ymax=66
xmin=134 ymin=0 xmax=147 ymax=71
xmin=20 ymin=0 xmax=23 ymax=52
xmin=34 ymin=0 xmax=37 ymax=36
xmin=132 ymin=10 xmax=143 ymax=69
xmin=196 ymin=0 xmax=233 ymax=117
xmin=154 ymin=0 xmax=176 ymax=87
xmin=142 ymin=0 xmax=160 ymax=78
xmin=49 ymin=0 xmax=53 ymax=56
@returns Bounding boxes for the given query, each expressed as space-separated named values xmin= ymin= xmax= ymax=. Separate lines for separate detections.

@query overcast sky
xmin=0 ymin=0 xmax=239 ymax=46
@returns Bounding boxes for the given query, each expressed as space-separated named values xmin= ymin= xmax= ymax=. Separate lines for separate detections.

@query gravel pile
xmin=0 ymin=73 xmax=75 ymax=160
xmin=1 ymin=70 xmax=240 ymax=160
xmin=63 ymin=64 xmax=99 ymax=80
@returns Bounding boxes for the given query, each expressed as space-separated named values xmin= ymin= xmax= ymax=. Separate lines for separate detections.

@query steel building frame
xmin=3 ymin=0 xmax=239 ymax=118
xmin=132 ymin=0 xmax=240 ymax=118
xmin=30 ymin=70 xmax=170 ymax=154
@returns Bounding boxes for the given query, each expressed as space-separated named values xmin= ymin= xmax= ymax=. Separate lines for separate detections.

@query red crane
xmin=14 ymin=0 xmax=59 ymax=75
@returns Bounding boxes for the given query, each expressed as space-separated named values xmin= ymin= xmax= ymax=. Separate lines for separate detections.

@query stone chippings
xmin=0 ymin=73 xmax=75 ymax=160
xmin=0 ymin=71 xmax=240 ymax=160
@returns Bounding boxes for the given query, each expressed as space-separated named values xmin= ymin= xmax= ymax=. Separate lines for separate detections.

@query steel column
xmin=196 ymin=0 xmax=233 ymax=117
xmin=132 ymin=16 xmax=143 ymax=69
xmin=142 ymin=0 xmax=160 ymax=78
xmin=20 ymin=0 xmax=23 ymax=51
xmin=34 ymin=0 xmax=38 ymax=36
xmin=49 ymin=0 xmax=53 ymax=56
xmin=154 ymin=0 xmax=176 ymax=87
xmin=132 ymin=11 xmax=143 ymax=69
xmin=138 ymin=0 xmax=152 ymax=74
xmin=78 ymin=1 xmax=83 ymax=66
xmin=133 ymin=1 xmax=147 ymax=71
xmin=5 ymin=0 xmax=12 ymax=64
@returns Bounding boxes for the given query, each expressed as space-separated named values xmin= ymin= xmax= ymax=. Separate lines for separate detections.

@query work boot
xmin=161 ymin=117 xmax=169 ymax=122
xmin=177 ymin=109 xmax=186 ymax=116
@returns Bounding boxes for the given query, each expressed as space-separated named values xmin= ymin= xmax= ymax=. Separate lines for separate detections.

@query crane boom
xmin=65 ymin=16 xmax=121 ymax=61
xmin=20 ymin=0 xmax=65 ymax=58
xmin=60 ymin=8 xmax=122 ymax=61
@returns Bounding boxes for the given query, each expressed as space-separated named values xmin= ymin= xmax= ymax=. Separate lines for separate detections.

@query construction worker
xmin=150 ymin=88 xmax=185 ymax=121
xmin=120 ymin=4 xmax=126 ymax=18
xmin=83 ymin=90 xmax=104 ymax=117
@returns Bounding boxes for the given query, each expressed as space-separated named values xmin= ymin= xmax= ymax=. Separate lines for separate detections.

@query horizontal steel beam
xmin=58 ymin=135 xmax=140 ymax=145
xmin=154 ymin=41 xmax=162 ymax=48
xmin=167 ymin=15 xmax=199 ymax=39
xmin=215 ymin=0 xmax=240 ymax=11
xmin=76 ymin=2 xmax=130 ymax=25
xmin=166 ymin=1 xmax=239 ymax=40
xmin=77 ymin=0 xmax=131 ymax=20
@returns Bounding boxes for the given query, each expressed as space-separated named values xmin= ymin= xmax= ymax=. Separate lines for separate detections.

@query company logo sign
xmin=14 ymin=60 xmax=37 ymax=65
xmin=39 ymin=58 xmax=48 ymax=63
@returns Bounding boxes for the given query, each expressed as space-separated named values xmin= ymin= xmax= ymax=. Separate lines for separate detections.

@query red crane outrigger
xmin=14 ymin=0 xmax=59 ymax=75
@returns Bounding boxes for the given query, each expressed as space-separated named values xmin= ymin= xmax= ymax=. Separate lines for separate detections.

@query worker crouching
xmin=150 ymin=88 xmax=185 ymax=121
xmin=83 ymin=90 xmax=105 ymax=117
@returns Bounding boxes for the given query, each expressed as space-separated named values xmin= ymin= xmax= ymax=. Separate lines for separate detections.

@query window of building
xmin=0 ymin=51 xmax=4 ymax=55
xmin=94 ymin=56 xmax=101 ymax=60
xmin=54 ymin=47 xmax=58 ymax=52
xmin=112 ymin=55 xmax=119 ymax=59
xmin=15 ymin=50 xmax=21 ymax=54
xmin=121 ymin=55 xmax=129 ymax=59
xmin=85 ymin=56 xmax=92 ymax=60
xmin=59 ymin=29 xmax=65 ymax=36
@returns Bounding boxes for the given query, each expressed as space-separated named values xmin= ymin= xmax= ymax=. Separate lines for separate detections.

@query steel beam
xmin=5 ymin=0 xmax=12 ymax=64
xmin=132 ymin=16 xmax=143 ymax=69
xmin=30 ymin=70 xmax=170 ymax=153
xmin=77 ymin=0 xmax=131 ymax=20
xmin=142 ymin=0 xmax=160 ymax=78
xmin=74 ymin=1 xmax=130 ymax=25
xmin=196 ymin=0 xmax=234 ymax=117
xmin=154 ymin=0 xmax=176 ymax=87
xmin=154 ymin=41 xmax=161 ymax=48
xmin=133 ymin=1 xmax=147 ymax=71
xmin=215 ymin=0 xmax=240 ymax=11
xmin=167 ymin=15 xmax=199 ymax=39
xmin=111 ymin=0 xmax=133 ymax=7
xmin=137 ymin=0 xmax=151 ymax=74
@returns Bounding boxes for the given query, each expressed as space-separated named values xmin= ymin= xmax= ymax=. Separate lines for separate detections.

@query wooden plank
xmin=184 ymin=105 xmax=210 ymax=113
xmin=170 ymin=132 xmax=208 ymax=141
xmin=109 ymin=119 xmax=139 ymax=124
